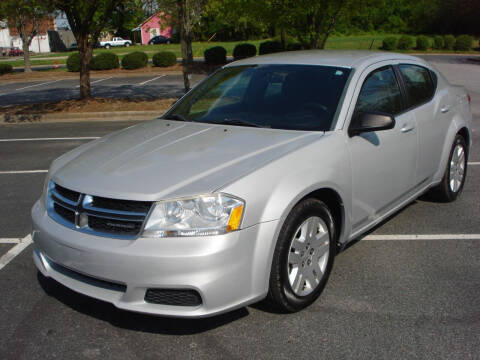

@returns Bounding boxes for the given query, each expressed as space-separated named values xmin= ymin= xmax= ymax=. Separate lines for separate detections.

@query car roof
xmin=226 ymin=50 xmax=426 ymax=69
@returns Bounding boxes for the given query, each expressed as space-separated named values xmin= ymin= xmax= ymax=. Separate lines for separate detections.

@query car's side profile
xmin=31 ymin=51 xmax=472 ymax=317
xmin=148 ymin=35 xmax=172 ymax=45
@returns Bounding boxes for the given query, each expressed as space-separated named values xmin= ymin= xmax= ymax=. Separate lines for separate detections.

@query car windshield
xmin=164 ymin=64 xmax=351 ymax=131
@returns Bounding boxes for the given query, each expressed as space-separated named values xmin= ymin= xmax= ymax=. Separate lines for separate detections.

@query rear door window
xmin=398 ymin=64 xmax=434 ymax=108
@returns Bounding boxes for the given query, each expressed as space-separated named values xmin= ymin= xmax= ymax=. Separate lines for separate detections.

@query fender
xmin=432 ymin=113 xmax=471 ymax=183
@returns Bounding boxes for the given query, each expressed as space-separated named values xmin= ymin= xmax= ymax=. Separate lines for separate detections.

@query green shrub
xmin=0 ymin=63 xmax=13 ymax=75
xmin=259 ymin=40 xmax=283 ymax=55
xmin=233 ymin=43 xmax=256 ymax=60
xmin=89 ymin=52 xmax=119 ymax=70
xmin=433 ymin=35 xmax=444 ymax=50
xmin=66 ymin=52 xmax=81 ymax=72
xmin=204 ymin=46 xmax=227 ymax=65
xmin=382 ymin=36 xmax=397 ymax=50
xmin=444 ymin=35 xmax=455 ymax=50
xmin=286 ymin=42 xmax=302 ymax=51
xmin=152 ymin=51 xmax=177 ymax=67
xmin=454 ymin=35 xmax=474 ymax=51
xmin=397 ymin=35 xmax=415 ymax=50
xmin=416 ymin=35 xmax=430 ymax=50
xmin=121 ymin=51 xmax=148 ymax=70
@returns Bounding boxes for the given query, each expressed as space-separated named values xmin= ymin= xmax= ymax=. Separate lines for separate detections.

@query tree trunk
xmin=78 ymin=37 xmax=93 ymax=99
xmin=21 ymin=35 xmax=31 ymax=73
xmin=178 ymin=0 xmax=192 ymax=92
xmin=280 ymin=28 xmax=287 ymax=50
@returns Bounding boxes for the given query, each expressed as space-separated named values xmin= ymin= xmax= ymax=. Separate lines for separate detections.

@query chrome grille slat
xmin=47 ymin=182 xmax=152 ymax=239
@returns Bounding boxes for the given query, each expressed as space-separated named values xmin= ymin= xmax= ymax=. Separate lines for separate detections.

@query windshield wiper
xmin=162 ymin=114 xmax=191 ymax=122
xmin=220 ymin=118 xmax=269 ymax=128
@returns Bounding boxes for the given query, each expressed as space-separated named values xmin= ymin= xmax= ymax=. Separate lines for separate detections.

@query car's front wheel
xmin=125 ymin=43 xmax=130 ymax=47
xmin=266 ymin=198 xmax=336 ymax=312
xmin=429 ymin=134 xmax=468 ymax=202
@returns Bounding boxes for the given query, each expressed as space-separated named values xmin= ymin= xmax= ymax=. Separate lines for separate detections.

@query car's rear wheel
xmin=105 ymin=44 xmax=111 ymax=49
xmin=266 ymin=198 xmax=336 ymax=312
xmin=428 ymin=134 xmax=468 ymax=202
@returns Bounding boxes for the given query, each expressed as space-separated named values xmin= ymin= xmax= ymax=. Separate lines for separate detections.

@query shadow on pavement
xmin=37 ymin=272 xmax=249 ymax=335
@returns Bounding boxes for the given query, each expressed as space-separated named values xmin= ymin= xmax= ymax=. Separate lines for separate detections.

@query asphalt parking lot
xmin=0 ymin=57 xmax=479 ymax=359
xmin=0 ymin=74 xmax=206 ymax=106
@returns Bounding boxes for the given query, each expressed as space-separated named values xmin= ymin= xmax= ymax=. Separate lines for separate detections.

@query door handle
xmin=401 ymin=124 xmax=415 ymax=133
xmin=440 ymin=105 xmax=450 ymax=113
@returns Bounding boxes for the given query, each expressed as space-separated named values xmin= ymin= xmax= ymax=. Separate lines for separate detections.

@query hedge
xmin=89 ymin=52 xmax=119 ymax=70
xmin=286 ymin=42 xmax=302 ymax=51
xmin=444 ymin=35 xmax=455 ymax=50
xmin=259 ymin=40 xmax=283 ymax=55
xmin=152 ymin=51 xmax=177 ymax=67
xmin=397 ymin=35 xmax=415 ymax=50
xmin=454 ymin=35 xmax=474 ymax=51
xmin=121 ymin=51 xmax=148 ymax=70
xmin=204 ymin=46 xmax=227 ymax=65
xmin=233 ymin=43 xmax=256 ymax=60
xmin=433 ymin=35 xmax=444 ymax=50
xmin=382 ymin=36 xmax=397 ymax=50
xmin=416 ymin=35 xmax=430 ymax=51
xmin=66 ymin=52 xmax=81 ymax=72
xmin=0 ymin=63 xmax=13 ymax=75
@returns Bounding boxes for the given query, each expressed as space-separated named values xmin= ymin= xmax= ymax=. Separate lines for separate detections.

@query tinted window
xmin=355 ymin=67 xmax=403 ymax=115
xmin=165 ymin=65 xmax=351 ymax=131
xmin=399 ymin=64 xmax=434 ymax=107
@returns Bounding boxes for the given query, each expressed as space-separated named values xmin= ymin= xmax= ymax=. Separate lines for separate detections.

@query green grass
xmin=1 ymin=35 xmax=478 ymax=68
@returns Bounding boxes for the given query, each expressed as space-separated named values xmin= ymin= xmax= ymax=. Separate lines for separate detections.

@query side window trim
xmin=396 ymin=63 xmax=436 ymax=111
xmin=353 ymin=65 xmax=405 ymax=117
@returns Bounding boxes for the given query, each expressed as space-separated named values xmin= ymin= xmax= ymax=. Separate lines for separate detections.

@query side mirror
xmin=348 ymin=112 xmax=395 ymax=137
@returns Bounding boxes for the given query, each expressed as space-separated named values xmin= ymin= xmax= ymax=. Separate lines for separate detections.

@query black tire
xmin=125 ymin=43 xmax=130 ymax=47
xmin=105 ymin=44 xmax=111 ymax=50
xmin=428 ymin=134 xmax=468 ymax=202
xmin=266 ymin=198 xmax=337 ymax=312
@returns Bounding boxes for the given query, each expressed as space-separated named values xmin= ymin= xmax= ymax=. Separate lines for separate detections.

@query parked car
xmin=32 ymin=51 xmax=472 ymax=318
xmin=9 ymin=47 xmax=24 ymax=56
xmin=67 ymin=43 xmax=78 ymax=51
xmin=148 ymin=35 xmax=172 ymax=45
xmin=100 ymin=37 xmax=132 ymax=49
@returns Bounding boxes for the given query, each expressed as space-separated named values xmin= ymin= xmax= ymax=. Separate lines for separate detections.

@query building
xmin=132 ymin=12 xmax=173 ymax=45
xmin=2 ymin=17 xmax=55 ymax=53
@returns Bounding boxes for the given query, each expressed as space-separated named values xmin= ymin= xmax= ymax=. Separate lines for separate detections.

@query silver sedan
xmin=31 ymin=51 xmax=472 ymax=317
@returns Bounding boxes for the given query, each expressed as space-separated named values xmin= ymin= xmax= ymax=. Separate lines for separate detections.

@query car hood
xmin=51 ymin=120 xmax=322 ymax=201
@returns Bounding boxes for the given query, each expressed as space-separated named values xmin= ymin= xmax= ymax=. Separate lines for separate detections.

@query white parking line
xmin=0 ymin=235 xmax=32 ymax=271
xmin=15 ymin=79 xmax=63 ymax=91
xmin=363 ymin=234 xmax=480 ymax=240
xmin=0 ymin=170 xmax=48 ymax=174
xmin=75 ymin=77 xmax=113 ymax=88
xmin=469 ymin=161 xmax=480 ymax=165
xmin=136 ymin=75 xmax=165 ymax=86
xmin=0 ymin=238 xmax=21 ymax=244
xmin=0 ymin=137 xmax=99 ymax=142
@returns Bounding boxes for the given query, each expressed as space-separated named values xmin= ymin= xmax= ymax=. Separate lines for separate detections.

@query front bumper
xmin=32 ymin=200 xmax=278 ymax=318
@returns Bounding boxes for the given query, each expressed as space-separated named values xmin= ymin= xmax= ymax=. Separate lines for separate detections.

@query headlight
xmin=142 ymin=193 xmax=244 ymax=237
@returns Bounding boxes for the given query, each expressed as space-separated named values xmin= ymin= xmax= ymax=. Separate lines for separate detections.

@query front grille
xmin=145 ymin=289 xmax=202 ymax=306
xmin=47 ymin=182 xmax=152 ymax=239
xmin=88 ymin=215 xmax=142 ymax=235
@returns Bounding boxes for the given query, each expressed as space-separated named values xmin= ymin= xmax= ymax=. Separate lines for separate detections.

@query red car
xmin=9 ymin=47 xmax=24 ymax=56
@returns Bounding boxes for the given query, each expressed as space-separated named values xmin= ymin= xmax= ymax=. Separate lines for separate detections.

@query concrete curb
xmin=1 ymin=111 xmax=162 ymax=124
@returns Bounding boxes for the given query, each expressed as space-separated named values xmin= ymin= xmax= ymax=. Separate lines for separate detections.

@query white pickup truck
xmin=100 ymin=37 xmax=132 ymax=49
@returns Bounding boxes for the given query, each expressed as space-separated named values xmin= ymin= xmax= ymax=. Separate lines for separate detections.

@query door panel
xmin=347 ymin=65 xmax=418 ymax=232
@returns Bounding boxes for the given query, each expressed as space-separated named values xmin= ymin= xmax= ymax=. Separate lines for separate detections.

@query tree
xmin=157 ymin=0 xmax=206 ymax=92
xmin=0 ymin=0 xmax=52 ymax=73
xmin=51 ymin=0 xmax=123 ymax=99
